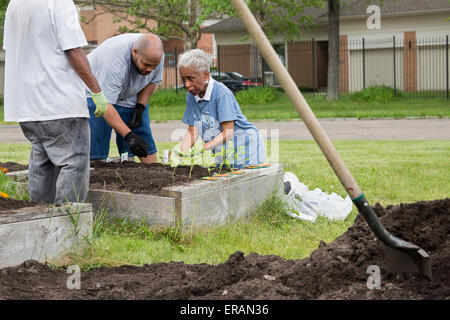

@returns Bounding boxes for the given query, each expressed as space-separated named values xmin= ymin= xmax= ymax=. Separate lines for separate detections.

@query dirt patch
xmin=89 ymin=161 xmax=231 ymax=195
xmin=0 ymin=197 xmax=46 ymax=213
xmin=0 ymin=198 xmax=448 ymax=300
xmin=0 ymin=162 xmax=28 ymax=172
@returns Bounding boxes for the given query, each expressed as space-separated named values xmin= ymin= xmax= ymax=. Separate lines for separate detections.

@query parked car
xmin=210 ymin=71 xmax=263 ymax=92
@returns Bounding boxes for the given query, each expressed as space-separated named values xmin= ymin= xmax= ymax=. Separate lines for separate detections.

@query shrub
xmin=344 ymin=85 xmax=403 ymax=103
xmin=235 ymin=87 xmax=280 ymax=105
xmin=151 ymin=89 xmax=187 ymax=106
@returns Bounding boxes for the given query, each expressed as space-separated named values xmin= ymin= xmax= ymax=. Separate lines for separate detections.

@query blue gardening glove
xmin=91 ymin=91 xmax=108 ymax=117
xmin=125 ymin=132 xmax=148 ymax=158
xmin=128 ymin=103 xmax=146 ymax=128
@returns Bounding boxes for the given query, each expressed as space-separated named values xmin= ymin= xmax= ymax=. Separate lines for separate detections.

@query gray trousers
xmin=20 ymin=118 xmax=90 ymax=204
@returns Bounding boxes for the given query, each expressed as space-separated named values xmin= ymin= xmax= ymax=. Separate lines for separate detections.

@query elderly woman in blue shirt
xmin=176 ymin=49 xmax=265 ymax=168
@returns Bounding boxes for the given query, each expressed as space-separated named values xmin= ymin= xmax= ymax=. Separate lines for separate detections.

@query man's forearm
xmin=64 ymin=47 xmax=101 ymax=94
xmin=103 ymin=104 xmax=132 ymax=138
xmin=180 ymin=126 xmax=199 ymax=152
xmin=204 ymin=122 xmax=234 ymax=150
xmin=137 ymin=84 xmax=156 ymax=105
xmin=203 ymin=129 xmax=234 ymax=150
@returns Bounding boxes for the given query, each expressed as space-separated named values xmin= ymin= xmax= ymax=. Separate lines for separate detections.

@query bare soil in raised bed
xmin=0 ymin=198 xmax=448 ymax=300
xmin=89 ymin=161 xmax=231 ymax=195
xmin=2 ymin=160 xmax=231 ymax=195
xmin=0 ymin=198 xmax=46 ymax=212
xmin=0 ymin=162 xmax=28 ymax=172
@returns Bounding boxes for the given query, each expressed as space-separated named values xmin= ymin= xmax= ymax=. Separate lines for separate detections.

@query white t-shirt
xmin=3 ymin=0 xmax=89 ymax=122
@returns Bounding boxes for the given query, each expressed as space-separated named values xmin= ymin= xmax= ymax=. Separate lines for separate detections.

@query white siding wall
xmin=417 ymin=44 xmax=449 ymax=91
xmin=349 ymin=47 xmax=404 ymax=92
xmin=343 ymin=12 xmax=450 ymax=40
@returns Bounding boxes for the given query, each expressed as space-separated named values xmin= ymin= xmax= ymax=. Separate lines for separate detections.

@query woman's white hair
xmin=177 ymin=49 xmax=212 ymax=73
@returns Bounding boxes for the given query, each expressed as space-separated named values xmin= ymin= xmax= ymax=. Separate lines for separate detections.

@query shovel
xmin=230 ymin=0 xmax=432 ymax=280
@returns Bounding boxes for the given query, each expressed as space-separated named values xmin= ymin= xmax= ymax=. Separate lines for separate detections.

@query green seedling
xmin=189 ymin=148 xmax=195 ymax=178
xmin=115 ymin=171 xmax=129 ymax=193
xmin=216 ymin=141 xmax=247 ymax=173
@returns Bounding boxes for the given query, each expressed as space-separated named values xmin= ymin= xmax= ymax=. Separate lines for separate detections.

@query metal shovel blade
xmin=382 ymin=243 xmax=432 ymax=280
xmin=354 ymin=195 xmax=432 ymax=280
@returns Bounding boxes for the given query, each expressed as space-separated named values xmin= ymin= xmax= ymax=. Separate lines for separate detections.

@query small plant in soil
xmin=189 ymin=150 xmax=195 ymax=178
xmin=172 ymin=166 xmax=176 ymax=185
xmin=115 ymin=171 xmax=129 ymax=192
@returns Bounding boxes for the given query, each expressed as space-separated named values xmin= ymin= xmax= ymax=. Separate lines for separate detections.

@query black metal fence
xmin=160 ymin=35 xmax=450 ymax=100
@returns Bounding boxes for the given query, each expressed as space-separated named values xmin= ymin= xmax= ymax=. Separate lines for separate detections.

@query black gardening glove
xmin=127 ymin=103 xmax=146 ymax=128
xmin=125 ymin=132 xmax=148 ymax=158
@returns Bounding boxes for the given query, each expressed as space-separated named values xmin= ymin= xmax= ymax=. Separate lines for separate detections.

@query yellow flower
xmin=0 ymin=192 xmax=8 ymax=199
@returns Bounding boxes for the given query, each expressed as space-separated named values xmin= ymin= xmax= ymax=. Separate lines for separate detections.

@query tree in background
xmin=75 ymin=0 xmax=231 ymax=50
xmin=327 ymin=0 xmax=340 ymax=100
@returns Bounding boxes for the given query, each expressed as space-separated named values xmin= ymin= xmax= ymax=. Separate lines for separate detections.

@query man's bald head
xmin=131 ymin=34 xmax=164 ymax=75
xmin=134 ymin=34 xmax=163 ymax=55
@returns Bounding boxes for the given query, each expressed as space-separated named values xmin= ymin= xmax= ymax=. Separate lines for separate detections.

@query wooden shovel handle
xmin=230 ymin=0 xmax=362 ymax=199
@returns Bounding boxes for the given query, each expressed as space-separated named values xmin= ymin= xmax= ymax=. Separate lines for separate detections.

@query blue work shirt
xmin=182 ymin=78 xmax=264 ymax=167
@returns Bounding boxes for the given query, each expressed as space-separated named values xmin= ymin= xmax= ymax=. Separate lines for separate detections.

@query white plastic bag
xmin=283 ymin=172 xmax=353 ymax=221
xmin=283 ymin=172 xmax=308 ymax=197
xmin=282 ymin=194 xmax=317 ymax=222
xmin=300 ymin=188 xmax=353 ymax=221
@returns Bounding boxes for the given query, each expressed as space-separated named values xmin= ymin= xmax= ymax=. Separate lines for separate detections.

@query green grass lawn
xmin=145 ymin=95 xmax=450 ymax=122
xmin=1 ymin=140 xmax=449 ymax=269
xmin=1 ymin=91 xmax=449 ymax=124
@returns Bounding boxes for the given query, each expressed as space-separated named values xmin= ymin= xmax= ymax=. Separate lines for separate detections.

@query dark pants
xmin=87 ymin=98 xmax=157 ymax=159
xmin=20 ymin=118 xmax=90 ymax=204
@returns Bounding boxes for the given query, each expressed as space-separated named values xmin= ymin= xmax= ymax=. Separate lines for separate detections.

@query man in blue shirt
xmin=176 ymin=49 xmax=264 ymax=168
xmin=86 ymin=33 xmax=164 ymax=163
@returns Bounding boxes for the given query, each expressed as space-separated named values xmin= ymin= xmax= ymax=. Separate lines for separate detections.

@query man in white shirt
xmin=3 ymin=0 xmax=148 ymax=203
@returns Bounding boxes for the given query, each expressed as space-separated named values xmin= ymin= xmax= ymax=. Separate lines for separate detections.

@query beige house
xmin=202 ymin=0 xmax=450 ymax=93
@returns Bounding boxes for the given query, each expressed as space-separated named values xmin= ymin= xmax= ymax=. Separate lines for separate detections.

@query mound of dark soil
xmin=0 ymin=198 xmax=448 ymax=300
xmin=89 ymin=161 xmax=230 ymax=195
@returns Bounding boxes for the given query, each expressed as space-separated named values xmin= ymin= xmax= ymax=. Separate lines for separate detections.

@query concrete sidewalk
xmin=1 ymin=118 xmax=449 ymax=144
